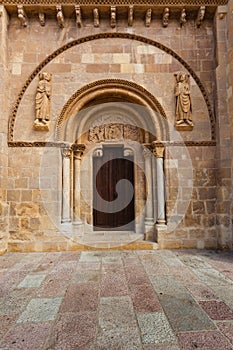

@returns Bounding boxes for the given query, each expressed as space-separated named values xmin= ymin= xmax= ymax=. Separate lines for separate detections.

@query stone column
xmin=0 ymin=6 xmax=9 ymax=254
xmin=143 ymin=148 xmax=154 ymax=238
xmin=61 ymin=147 xmax=72 ymax=223
xmin=153 ymin=146 xmax=166 ymax=224
xmin=73 ymin=144 xmax=85 ymax=224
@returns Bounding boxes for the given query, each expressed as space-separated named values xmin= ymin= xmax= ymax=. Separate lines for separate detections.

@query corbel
xmin=38 ymin=12 xmax=45 ymax=26
xmin=162 ymin=7 xmax=169 ymax=27
xmin=180 ymin=8 xmax=186 ymax=26
xmin=128 ymin=5 xmax=133 ymax=26
xmin=145 ymin=9 xmax=152 ymax=27
xmin=111 ymin=6 xmax=116 ymax=28
xmin=17 ymin=5 xmax=28 ymax=27
xmin=93 ymin=8 xmax=99 ymax=27
xmin=75 ymin=5 xmax=82 ymax=27
xmin=196 ymin=6 xmax=205 ymax=27
xmin=56 ymin=5 xmax=64 ymax=29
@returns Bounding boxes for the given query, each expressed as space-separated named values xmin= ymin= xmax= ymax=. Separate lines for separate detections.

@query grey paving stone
xmin=150 ymin=276 xmax=189 ymax=296
xmin=137 ymin=312 xmax=177 ymax=345
xmin=179 ymin=255 xmax=212 ymax=269
xmin=71 ymin=270 xmax=100 ymax=284
xmin=16 ymin=297 xmax=62 ymax=323
xmin=193 ymin=268 xmax=233 ymax=286
xmin=79 ymin=251 xmax=102 ymax=262
xmin=0 ymin=290 xmax=34 ymax=316
xmin=96 ymin=326 xmax=142 ymax=350
xmin=98 ymin=296 xmax=136 ymax=329
xmin=210 ymin=285 xmax=233 ymax=310
xmin=17 ymin=274 xmax=46 ymax=288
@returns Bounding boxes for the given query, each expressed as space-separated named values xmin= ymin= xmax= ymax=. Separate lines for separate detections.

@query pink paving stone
xmin=170 ymin=266 xmax=201 ymax=284
xmin=100 ymin=270 xmax=129 ymax=297
xmin=58 ymin=251 xmax=81 ymax=262
xmin=125 ymin=266 xmax=151 ymax=286
xmin=45 ymin=312 xmax=97 ymax=350
xmin=0 ymin=315 xmax=17 ymax=339
xmin=199 ymin=300 xmax=233 ymax=320
xmin=59 ymin=283 xmax=99 ymax=312
xmin=0 ymin=322 xmax=51 ymax=350
xmin=36 ymin=276 xmax=69 ymax=297
xmin=217 ymin=322 xmax=233 ymax=345
xmin=185 ymin=283 xmax=218 ymax=301
xmin=130 ymin=283 xmax=163 ymax=312
xmin=178 ymin=331 xmax=233 ymax=350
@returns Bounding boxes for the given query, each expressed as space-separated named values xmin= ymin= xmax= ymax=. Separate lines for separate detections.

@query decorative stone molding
xmin=8 ymin=32 xmax=215 ymax=142
xmin=1 ymin=0 xmax=228 ymax=5
xmin=56 ymin=5 xmax=64 ymax=28
xmin=110 ymin=6 xmax=116 ymax=28
xmin=174 ymin=71 xmax=193 ymax=131
xmin=34 ymin=72 xmax=52 ymax=131
xmin=38 ymin=12 xmax=45 ymax=26
xmin=61 ymin=147 xmax=72 ymax=158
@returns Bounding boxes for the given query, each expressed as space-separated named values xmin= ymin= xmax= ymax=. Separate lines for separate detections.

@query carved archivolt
xmin=8 ymin=32 xmax=215 ymax=142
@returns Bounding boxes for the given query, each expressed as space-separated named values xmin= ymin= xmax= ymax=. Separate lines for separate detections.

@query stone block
xmin=7 ymin=190 xmax=21 ymax=202
xmin=193 ymin=201 xmax=206 ymax=214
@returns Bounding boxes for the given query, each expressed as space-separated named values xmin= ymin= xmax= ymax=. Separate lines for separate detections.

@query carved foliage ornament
xmin=34 ymin=72 xmax=52 ymax=131
xmin=174 ymin=71 xmax=193 ymax=131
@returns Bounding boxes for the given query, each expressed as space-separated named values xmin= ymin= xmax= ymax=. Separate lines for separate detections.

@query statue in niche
xmin=34 ymin=72 xmax=52 ymax=131
xmin=174 ymin=72 xmax=193 ymax=131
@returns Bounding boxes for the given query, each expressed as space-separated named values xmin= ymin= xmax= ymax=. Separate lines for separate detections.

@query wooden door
xmin=93 ymin=146 xmax=135 ymax=230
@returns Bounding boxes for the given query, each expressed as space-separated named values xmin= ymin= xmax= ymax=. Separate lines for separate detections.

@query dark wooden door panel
xmin=93 ymin=146 xmax=135 ymax=231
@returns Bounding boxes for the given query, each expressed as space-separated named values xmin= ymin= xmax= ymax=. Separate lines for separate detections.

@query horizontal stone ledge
xmin=8 ymin=140 xmax=216 ymax=147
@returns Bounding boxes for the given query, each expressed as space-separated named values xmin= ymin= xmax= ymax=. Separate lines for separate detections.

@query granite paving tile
xmin=137 ymin=312 xmax=178 ymax=345
xmin=0 ymin=315 xmax=18 ymax=339
xmin=125 ymin=265 xmax=151 ymax=286
xmin=130 ymin=283 xmax=162 ymax=312
xmin=98 ymin=296 xmax=137 ymax=329
xmin=76 ymin=262 xmax=101 ymax=271
xmin=194 ymin=267 xmax=233 ymax=286
xmin=169 ymin=266 xmax=201 ymax=284
xmin=35 ymin=275 xmax=69 ymax=297
xmin=71 ymin=270 xmax=100 ymax=284
xmin=179 ymin=255 xmax=211 ymax=269
xmin=185 ymin=282 xmax=219 ymax=300
xmin=210 ymin=285 xmax=233 ymax=310
xmin=0 ymin=289 xmax=34 ymax=316
xmin=151 ymin=276 xmax=216 ymax=333
xmin=44 ymin=312 xmax=97 ymax=350
xmin=217 ymin=322 xmax=233 ymax=345
xmin=177 ymin=330 xmax=233 ymax=350
xmin=199 ymin=300 xmax=233 ymax=320
xmin=140 ymin=255 xmax=170 ymax=276
xmin=0 ymin=322 xmax=51 ymax=350
xmin=102 ymin=256 xmax=123 ymax=264
xmin=143 ymin=345 xmax=181 ymax=350
xmin=50 ymin=260 xmax=77 ymax=276
xmin=96 ymin=325 xmax=142 ymax=350
xmin=58 ymin=251 xmax=81 ymax=262
xmin=59 ymin=283 xmax=99 ymax=312
xmin=17 ymin=274 xmax=46 ymax=288
xmin=16 ymin=297 xmax=62 ymax=323
xmin=100 ymin=270 xmax=129 ymax=297
xmin=79 ymin=251 xmax=102 ymax=262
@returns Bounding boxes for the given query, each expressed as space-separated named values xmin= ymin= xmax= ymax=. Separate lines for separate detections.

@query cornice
xmin=0 ymin=0 xmax=228 ymax=6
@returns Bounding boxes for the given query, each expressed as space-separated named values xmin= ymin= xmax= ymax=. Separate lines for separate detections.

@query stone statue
xmin=34 ymin=72 xmax=52 ymax=131
xmin=174 ymin=72 xmax=193 ymax=130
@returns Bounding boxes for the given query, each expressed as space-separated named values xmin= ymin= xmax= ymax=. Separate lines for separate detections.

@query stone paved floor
xmin=0 ymin=249 xmax=233 ymax=349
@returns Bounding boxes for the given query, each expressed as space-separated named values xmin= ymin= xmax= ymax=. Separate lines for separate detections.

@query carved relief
xmin=56 ymin=5 xmax=64 ymax=28
xmin=180 ymin=8 xmax=186 ymax=26
xmin=128 ymin=5 xmax=134 ymax=26
xmin=38 ymin=12 xmax=45 ymax=26
xmin=196 ymin=6 xmax=205 ymax=27
xmin=111 ymin=6 xmax=116 ymax=28
xmin=174 ymin=72 xmax=193 ymax=131
xmin=145 ymin=9 xmax=152 ymax=27
xmin=88 ymin=124 xmax=141 ymax=143
xmin=93 ymin=8 xmax=99 ymax=27
xmin=34 ymin=72 xmax=52 ymax=131
xmin=75 ymin=5 xmax=82 ymax=27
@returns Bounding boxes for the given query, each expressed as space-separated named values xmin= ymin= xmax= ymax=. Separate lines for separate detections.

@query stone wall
xmin=0 ymin=6 xmax=9 ymax=254
xmin=1 ymin=4 xmax=232 ymax=251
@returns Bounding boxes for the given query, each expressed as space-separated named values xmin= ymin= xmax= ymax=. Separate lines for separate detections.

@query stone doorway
xmin=93 ymin=145 xmax=135 ymax=231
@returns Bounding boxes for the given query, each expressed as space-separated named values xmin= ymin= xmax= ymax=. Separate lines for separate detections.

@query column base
xmin=144 ymin=219 xmax=155 ymax=241
xmin=155 ymin=223 xmax=167 ymax=248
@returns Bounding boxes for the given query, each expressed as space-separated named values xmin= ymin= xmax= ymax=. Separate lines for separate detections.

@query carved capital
xmin=62 ymin=147 xmax=72 ymax=159
xmin=72 ymin=144 xmax=85 ymax=159
xmin=153 ymin=146 xmax=165 ymax=158
xmin=143 ymin=147 xmax=152 ymax=159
